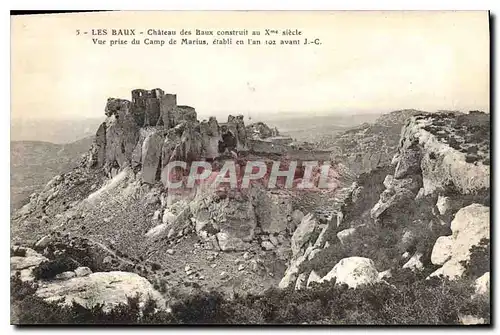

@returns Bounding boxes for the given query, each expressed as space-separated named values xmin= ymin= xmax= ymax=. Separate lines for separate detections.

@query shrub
xmin=460 ymin=238 xmax=490 ymax=279
xmin=11 ymin=247 xmax=27 ymax=257
xmin=11 ymin=270 xmax=490 ymax=325
xmin=32 ymin=256 xmax=80 ymax=280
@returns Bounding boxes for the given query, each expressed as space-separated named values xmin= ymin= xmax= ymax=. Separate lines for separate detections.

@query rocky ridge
xmin=11 ymin=89 xmax=489 ymax=324
xmin=318 ymin=109 xmax=425 ymax=175
xmin=278 ymin=111 xmax=490 ymax=317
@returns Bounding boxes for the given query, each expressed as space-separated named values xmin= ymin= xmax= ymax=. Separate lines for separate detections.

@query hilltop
xmin=10 ymin=91 xmax=490 ymax=324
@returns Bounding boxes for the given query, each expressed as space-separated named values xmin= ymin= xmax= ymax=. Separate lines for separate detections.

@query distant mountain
xmin=11 ymin=118 xmax=103 ymax=144
xmin=251 ymin=113 xmax=383 ymax=143
xmin=10 ymin=136 xmax=94 ymax=210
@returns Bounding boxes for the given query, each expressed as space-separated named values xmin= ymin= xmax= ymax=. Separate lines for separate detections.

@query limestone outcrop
xmin=398 ymin=113 xmax=489 ymax=196
xmin=429 ymin=204 xmax=489 ymax=279
xmin=252 ymin=189 xmax=293 ymax=234
xmin=320 ymin=257 xmax=380 ymax=288
xmin=11 ymin=247 xmax=48 ymax=282
xmin=370 ymin=112 xmax=490 ymax=275
xmin=291 ymin=213 xmax=318 ymax=256
xmin=189 ymin=185 xmax=295 ymax=251
xmin=35 ymin=271 xmax=166 ymax=312
xmin=200 ymin=117 xmax=222 ymax=159
xmin=246 ymin=122 xmax=279 ymax=140
xmin=227 ymin=115 xmax=248 ymax=151
xmin=278 ymin=111 xmax=490 ymax=291
xmin=281 ymin=255 xmax=383 ymax=290
xmin=474 ymin=272 xmax=490 ymax=296
xmin=141 ymin=131 xmax=164 ymax=184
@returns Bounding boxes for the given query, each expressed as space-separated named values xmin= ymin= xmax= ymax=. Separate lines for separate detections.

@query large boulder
xmin=337 ymin=228 xmax=356 ymax=245
xmin=320 ymin=257 xmax=380 ymax=288
xmin=55 ymin=271 xmax=76 ymax=280
xmin=430 ymin=236 xmax=454 ymax=265
xmin=11 ymin=247 xmax=48 ymax=282
xmin=459 ymin=314 xmax=486 ymax=325
xmin=429 ymin=204 xmax=489 ymax=279
xmin=402 ymin=252 xmax=424 ymax=271
xmin=74 ymin=267 xmax=92 ymax=278
xmin=428 ymin=260 xmax=466 ymax=280
xmin=278 ymin=254 xmax=306 ymax=289
xmin=216 ymin=232 xmax=250 ymax=251
xmin=145 ymin=223 xmax=169 ymax=239
xmin=400 ymin=115 xmax=490 ymax=196
xmin=35 ymin=271 xmax=166 ymax=312
xmin=253 ymin=190 xmax=293 ymax=234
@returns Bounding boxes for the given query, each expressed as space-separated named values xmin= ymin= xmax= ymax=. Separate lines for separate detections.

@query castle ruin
xmin=87 ymin=88 xmax=328 ymax=185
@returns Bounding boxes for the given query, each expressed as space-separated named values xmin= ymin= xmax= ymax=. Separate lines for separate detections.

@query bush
xmin=11 ymin=274 xmax=173 ymax=325
xmin=11 ymin=247 xmax=27 ymax=257
xmin=11 ymin=269 xmax=490 ymax=325
xmin=461 ymin=238 xmax=490 ymax=279
xmin=32 ymin=256 xmax=80 ymax=280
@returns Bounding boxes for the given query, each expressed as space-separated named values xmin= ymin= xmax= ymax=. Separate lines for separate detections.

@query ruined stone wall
xmin=249 ymin=139 xmax=287 ymax=154
xmin=158 ymin=94 xmax=177 ymax=128
xmin=131 ymin=88 xmax=165 ymax=127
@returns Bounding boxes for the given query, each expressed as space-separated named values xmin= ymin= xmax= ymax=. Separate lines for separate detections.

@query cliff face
xmin=372 ymin=113 xmax=489 ymax=224
xmin=278 ymin=111 xmax=490 ymax=290
xmin=377 ymin=112 xmax=490 ymax=279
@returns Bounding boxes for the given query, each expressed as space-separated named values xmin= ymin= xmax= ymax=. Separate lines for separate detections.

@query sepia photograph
xmin=9 ymin=10 xmax=490 ymax=325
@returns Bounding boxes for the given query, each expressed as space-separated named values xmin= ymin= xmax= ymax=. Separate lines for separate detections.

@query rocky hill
xmin=11 ymin=88 xmax=354 ymax=316
xmin=10 ymin=90 xmax=490 ymax=324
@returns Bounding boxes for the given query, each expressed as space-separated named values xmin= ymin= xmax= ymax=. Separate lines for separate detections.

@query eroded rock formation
xmin=278 ymin=111 xmax=490 ymax=291
xmin=88 ymin=90 xmax=243 ymax=184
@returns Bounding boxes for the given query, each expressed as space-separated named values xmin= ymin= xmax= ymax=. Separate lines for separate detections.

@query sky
xmin=11 ymin=11 xmax=490 ymax=121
